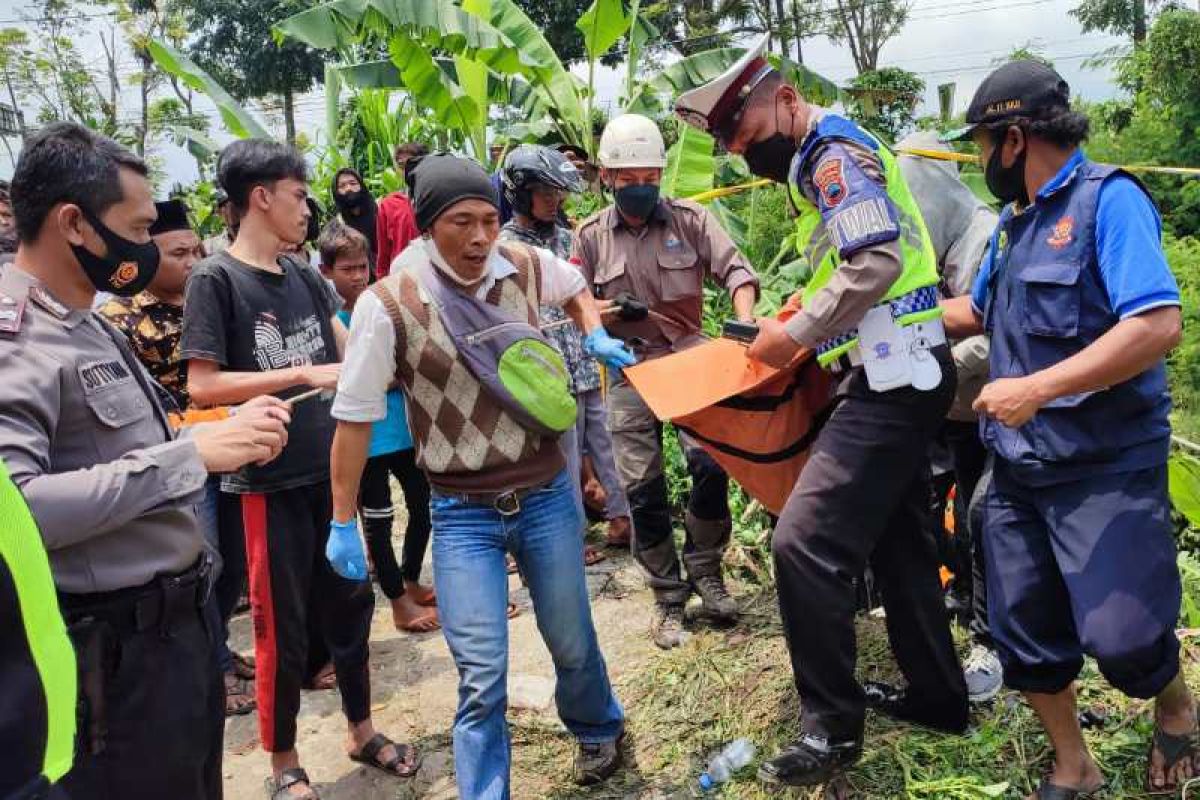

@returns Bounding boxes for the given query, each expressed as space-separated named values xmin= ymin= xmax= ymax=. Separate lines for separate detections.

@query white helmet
xmin=597 ymin=114 xmax=667 ymax=169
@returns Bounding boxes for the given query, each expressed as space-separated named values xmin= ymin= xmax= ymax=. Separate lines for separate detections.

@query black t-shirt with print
xmin=180 ymin=252 xmax=341 ymax=494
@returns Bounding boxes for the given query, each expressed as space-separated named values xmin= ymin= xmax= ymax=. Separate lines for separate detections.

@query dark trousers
xmin=58 ymin=600 xmax=222 ymax=799
xmin=966 ymin=457 xmax=994 ymax=648
xmin=241 ymin=482 xmax=376 ymax=752
xmin=360 ymin=448 xmax=432 ymax=599
xmin=771 ymin=355 xmax=968 ymax=741
xmin=935 ymin=420 xmax=991 ymax=647
xmin=983 ymin=461 xmax=1181 ymax=697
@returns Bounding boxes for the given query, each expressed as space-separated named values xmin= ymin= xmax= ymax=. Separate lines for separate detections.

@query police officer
xmin=941 ymin=62 xmax=1196 ymax=797
xmin=573 ymin=113 xmax=760 ymax=649
xmin=0 ymin=122 xmax=292 ymax=800
xmin=676 ymin=37 xmax=968 ymax=785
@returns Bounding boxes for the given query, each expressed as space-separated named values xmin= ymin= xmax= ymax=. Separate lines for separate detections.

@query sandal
xmin=349 ymin=732 xmax=421 ymax=778
xmin=584 ymin=545 xmax=607 ymax=566
xmin=507 ymin=601 xmax=521 ymax=620
xmin=1033 ymin=778 xmax=1104 ymax=799
xmin=303 ymin=662 xmax=337 ymax=692
xmin=224 ymin=671 xmax=257 ymax=717
xmin=265 ymin=767 xmax=318 ymax=799
xmin=1147 ymin=720 xmax=1200 ymax=791
xmin=231 ymin=651 xmax=256 ymax=680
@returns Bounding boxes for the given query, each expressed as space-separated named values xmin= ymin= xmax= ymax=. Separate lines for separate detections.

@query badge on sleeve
xmin=0 ymin=293 xmax=25 ymax=335
xmin=814 ymin=158 xmax=847 ymax=208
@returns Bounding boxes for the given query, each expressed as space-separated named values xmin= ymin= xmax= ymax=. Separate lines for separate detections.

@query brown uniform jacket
xmin=573 ymin=198 xmax=758 ymax=357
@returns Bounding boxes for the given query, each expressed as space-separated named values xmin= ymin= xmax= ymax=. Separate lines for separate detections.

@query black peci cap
xmin=942 ymin=60 xmax=1071 ymax=142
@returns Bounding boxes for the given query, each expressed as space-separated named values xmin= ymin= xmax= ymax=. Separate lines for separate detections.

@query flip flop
xmin=231 ymin=651 xmax=256 ymax=680
xmin=1033 ymin=778 xmax=1104 ymax=799
xmin=349 ymin=733 xmax=421 ymax=779
xmin=396 ymin=611 xmax=440 ymax=634
xmin=303 ymin=663 xmax=337 ymax=692
xmin=265 ymin=767 xmax=318 ymax=799
xmin=584 ymin=545 xmax=607 ymax=566
xmin=507 ymin=602 xmax=521 ymax=620
xmin=225 ymin=672 xmax=257 ymax=717
xmin=1147 ymin=721 xmax=1200 ymax=791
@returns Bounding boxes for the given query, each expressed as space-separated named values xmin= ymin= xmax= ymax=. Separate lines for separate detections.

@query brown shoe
xmin=574 ymin=731 xmax=624 ymax=786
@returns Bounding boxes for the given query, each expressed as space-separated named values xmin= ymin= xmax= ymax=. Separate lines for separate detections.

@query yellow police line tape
xmin=683 ymin=149 xmax=1200 ymax=204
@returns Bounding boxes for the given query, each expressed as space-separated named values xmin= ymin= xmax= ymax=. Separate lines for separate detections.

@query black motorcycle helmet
xmin=500 ymin=144 xmax=584 ymax=218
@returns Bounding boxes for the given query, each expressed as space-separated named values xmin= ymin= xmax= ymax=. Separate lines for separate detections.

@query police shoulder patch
xmin=0 ymin=293 xmax=25 ymax=335
xmin=814 ymin=157 xmax=847 ymax=208
xmin=29 ymin=285 xmax=69 ymax=319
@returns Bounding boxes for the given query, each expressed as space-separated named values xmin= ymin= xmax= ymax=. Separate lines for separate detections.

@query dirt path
xmin=221 ymin=546 xmax=660 ymax=799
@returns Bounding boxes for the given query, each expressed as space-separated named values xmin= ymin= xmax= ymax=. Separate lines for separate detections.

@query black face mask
xmin=614 ymin=184 xmax=660 ymax=221
xmin=985 ymin=139 xmax=1029 ymax=206
xmin=334 ymin=188 xmax=369 ymax=213
xmin=741 ymin=92 xmax=798 ymax=184
xmin=744 ymin=133 xmax=797 ymax=184
xmin=71 ymin=207 xmax=160 ymax=297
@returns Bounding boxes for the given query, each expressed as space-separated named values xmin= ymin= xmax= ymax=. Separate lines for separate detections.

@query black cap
xmin=942 ymin=60 xmax=1071 ymax=142
xmin=149 ymin=199 xmax=193 ymax=236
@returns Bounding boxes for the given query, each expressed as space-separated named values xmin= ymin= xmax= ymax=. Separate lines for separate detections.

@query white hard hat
xmin=597 ymin=114 xmax=667 ymax=169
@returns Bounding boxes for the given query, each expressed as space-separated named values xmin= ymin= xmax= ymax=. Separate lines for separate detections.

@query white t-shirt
xmin=332 ymin=240 xmax=586 ymax=423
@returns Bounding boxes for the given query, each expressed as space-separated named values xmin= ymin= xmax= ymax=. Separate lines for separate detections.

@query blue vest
xmin=981 ymin=159 xmax=1171 ymax=485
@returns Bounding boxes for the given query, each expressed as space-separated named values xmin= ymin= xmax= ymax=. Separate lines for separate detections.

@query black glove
xmin=612 ymin=292 xmax=648 ymax=322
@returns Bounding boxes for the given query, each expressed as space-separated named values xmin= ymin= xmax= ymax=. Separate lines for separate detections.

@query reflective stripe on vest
xmin=787 ymin=117 xmax=943 ymax=366
xmin=0 ymin=462 xmax=75 ymax=784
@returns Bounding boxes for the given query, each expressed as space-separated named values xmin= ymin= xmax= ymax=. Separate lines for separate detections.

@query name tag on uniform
xmin=78 ymin=359 xmax=133 ymax=392
xmin=858 ymin=305 xmax=912 ymax=392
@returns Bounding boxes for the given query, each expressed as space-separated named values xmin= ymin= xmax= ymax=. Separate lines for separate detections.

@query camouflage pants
xmin=607 ymin=378 xmax=731 ymax=605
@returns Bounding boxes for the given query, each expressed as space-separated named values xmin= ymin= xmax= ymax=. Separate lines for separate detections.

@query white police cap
xmin=674 ymin=35 xmax=774 ymax=140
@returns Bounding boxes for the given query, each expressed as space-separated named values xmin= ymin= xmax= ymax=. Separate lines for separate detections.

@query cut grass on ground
xmin=514 ymin=583 xmax=1200 ymax=799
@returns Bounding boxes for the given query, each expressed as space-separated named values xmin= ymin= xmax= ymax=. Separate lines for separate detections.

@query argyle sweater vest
xmin=370 ymin=242 xmax=565 ymax=494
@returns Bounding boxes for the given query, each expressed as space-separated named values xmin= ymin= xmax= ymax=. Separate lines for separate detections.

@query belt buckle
xmin=493 ymin=491 xmax=521 ymax=516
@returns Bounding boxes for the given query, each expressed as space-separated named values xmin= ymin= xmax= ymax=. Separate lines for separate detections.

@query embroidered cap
xmin=942 ymin=60 xmax=1071 ymax=142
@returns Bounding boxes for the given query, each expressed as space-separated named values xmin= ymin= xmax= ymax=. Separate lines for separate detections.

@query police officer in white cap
xmin=572 ymin=114 xmax=760 ymax=649
xmin=677 ymin=38 xmax=968 ymax=787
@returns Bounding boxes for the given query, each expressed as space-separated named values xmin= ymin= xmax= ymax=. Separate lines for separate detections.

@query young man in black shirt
xmin=181 ymin=140 xmax=419 ymax=799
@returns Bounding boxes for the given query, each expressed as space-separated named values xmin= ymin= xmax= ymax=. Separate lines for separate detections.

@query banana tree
xmin=146 ymin=41 xmax=271 ymax=140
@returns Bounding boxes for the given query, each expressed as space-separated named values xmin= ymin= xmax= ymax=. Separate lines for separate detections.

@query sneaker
xmin=651 ymin=603 xmax=691 ymax=649
xmin=963 ymin=644 xmax=1003 ymax=703
xmin=574 ymin=732 xmax=624 ymax=785
xmin=692 ymin=574 xmax=738 ymax=619
xmin=758 ymin=733 xmax=862 ymax=787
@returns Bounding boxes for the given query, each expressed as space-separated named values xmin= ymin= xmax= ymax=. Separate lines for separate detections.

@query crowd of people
xmin=0 ymin=38 xmax=1195 ymax=800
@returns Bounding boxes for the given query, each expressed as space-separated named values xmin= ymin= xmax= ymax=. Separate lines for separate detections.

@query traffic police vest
xmin=0 ymin=461 xmax=75 ymax=797
xmin=786 ymin=115 xmax=943 ymax=367
xmin=980 ymin=158 xmax=1172 ymax=478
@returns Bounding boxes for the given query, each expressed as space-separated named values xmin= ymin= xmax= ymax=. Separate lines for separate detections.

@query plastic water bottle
xmin=696 ymin=738 xmax=756 ymax=793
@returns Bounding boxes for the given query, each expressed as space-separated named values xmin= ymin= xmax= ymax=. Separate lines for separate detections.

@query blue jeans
xmin=431 ymin=469 xmax=624 ymax=800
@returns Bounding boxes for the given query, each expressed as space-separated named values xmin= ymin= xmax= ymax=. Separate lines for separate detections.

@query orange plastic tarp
xmin=622 ymin=305 xmax=834 ymax=515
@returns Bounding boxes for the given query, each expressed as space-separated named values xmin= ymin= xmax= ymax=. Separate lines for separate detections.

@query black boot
xmin=863 ymin=680 xmax=970 ymax=734
xmin=758 ymin=734 xmax=862 ymax=787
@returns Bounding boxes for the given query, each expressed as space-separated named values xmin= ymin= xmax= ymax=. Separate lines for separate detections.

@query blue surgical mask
xmin=614 ymin=184 xmax=660 ymax=221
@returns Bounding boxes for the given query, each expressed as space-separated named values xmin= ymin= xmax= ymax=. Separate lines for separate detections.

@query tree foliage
xmin=844 ymin=67 xmax=924 ymax=141
xmin=824 ymin=0 xmax=910 ymax=73
xmin=175 ymin=0 xmax=326 ymax=143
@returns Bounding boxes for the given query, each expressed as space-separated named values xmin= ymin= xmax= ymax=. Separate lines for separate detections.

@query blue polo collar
xmin=1033 ymin=148 xmax=1086 ymax=203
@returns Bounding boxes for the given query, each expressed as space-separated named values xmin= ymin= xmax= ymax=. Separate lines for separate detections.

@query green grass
xmin=513 ymin=581 xmax=1200 ymax=799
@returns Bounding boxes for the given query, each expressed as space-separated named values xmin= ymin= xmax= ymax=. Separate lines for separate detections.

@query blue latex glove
xmin=326 ymin=518 xmax=368 ymax=581
xmin=583 ymin=327 xmax=637 ymax=369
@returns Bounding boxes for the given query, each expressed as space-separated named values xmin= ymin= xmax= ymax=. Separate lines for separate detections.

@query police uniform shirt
xmin=572 ymin=197 xmax=758 ymax=356
xmin=0 ymin=266 xmax=207 ymax=595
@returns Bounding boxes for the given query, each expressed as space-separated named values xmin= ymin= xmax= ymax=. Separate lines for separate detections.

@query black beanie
xmin=409 ymin=153 xmax=497 ymax=232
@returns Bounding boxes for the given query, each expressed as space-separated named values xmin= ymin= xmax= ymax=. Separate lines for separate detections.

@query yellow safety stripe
xmin=0 ymin=462 xmax=76 ymax=783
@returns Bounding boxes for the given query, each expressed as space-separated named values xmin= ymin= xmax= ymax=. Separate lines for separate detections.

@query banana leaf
xmin=457 ymin=0 xmax=492 ymax=159
xmin=474 ymin=0 xmax=588 ymax=149
xmin=387 ymin=34 xmax=481 ymax=134
xmin=576 ymin=0 xmax=629 ymax=60
xmin=662 ymin=124 xmax=715 ymax=199
xmin=275 ymin=0 xmax=544 ymax=77
xmin=624 ymin=0 xmax=656 ymax=104
xmin=146 ymin=40 xmax=271 ymax=140
xmin=1170 ymin=452 xmax=1200 ymax=529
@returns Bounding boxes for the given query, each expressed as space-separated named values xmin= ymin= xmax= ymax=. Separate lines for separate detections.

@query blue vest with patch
xmin=981 ymin=159 xmax=1171 ymax=485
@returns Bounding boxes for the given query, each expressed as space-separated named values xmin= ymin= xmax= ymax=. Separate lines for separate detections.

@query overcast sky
xmin=0 ymin=0 xmax=1130 ymax=187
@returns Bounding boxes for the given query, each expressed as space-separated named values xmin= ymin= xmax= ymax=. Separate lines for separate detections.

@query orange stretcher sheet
xmin=623 ymin=328 xmax=834 ymax=515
